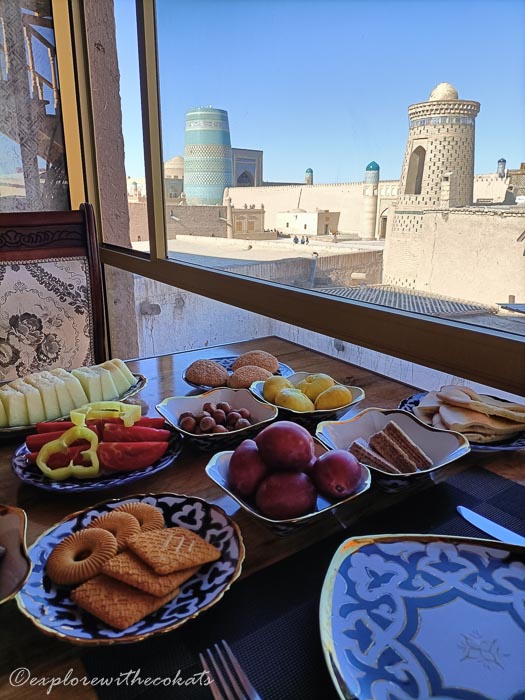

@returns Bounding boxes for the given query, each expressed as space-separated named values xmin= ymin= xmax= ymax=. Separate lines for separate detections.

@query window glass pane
xmin=147 ymin=0 xmax=525 ymax=338
xmin=0 ymin=0 xmax=69 ymax=211
xmin=105 ymin=265 xmax=523 ymax=403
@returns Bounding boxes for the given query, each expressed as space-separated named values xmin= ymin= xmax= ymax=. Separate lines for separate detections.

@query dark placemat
xmin=82 ymin=467 xmax=525 ymax=699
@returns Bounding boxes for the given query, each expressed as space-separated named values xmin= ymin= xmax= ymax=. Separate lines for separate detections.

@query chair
xmin=0 ymin=203 xmax=107 ymax=381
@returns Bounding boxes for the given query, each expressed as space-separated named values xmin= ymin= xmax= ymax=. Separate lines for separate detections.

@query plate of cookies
xmin=183 ymin=350 xmax=294 ymax=391
xmin=16 ymin=494 xmax=245 ymax=644
xmin=399 ymin=385 xmax=525 ymax=452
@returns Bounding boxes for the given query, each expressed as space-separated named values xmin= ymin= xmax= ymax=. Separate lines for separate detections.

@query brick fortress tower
xmin=384 ymin=83 xmax=481 ymax=288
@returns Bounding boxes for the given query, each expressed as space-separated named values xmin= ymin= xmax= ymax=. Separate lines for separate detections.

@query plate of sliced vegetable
xmin=11 ymin=408 xmax=183 ymax=493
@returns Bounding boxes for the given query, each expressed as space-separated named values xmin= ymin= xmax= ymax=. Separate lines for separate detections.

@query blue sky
xmin=115 ymin=0 xmax=525 ymax=183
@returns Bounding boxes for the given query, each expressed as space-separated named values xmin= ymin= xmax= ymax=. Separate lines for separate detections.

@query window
xmin=405 ymin=146 xmax=426 ymax=195
xmin=65 ymin=0 xmax=524 ymax=395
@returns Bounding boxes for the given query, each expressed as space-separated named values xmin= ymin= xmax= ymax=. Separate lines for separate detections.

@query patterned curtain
xmin=0 ymin=0 xmax=69 ymax=212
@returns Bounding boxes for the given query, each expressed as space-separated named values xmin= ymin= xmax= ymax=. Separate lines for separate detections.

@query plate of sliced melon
xmin=0 ymin=358 xmax=146 ymax=437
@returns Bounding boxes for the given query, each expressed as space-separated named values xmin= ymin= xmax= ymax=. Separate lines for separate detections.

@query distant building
xmin=275 ymin=208 xmax=339 ymax=236
xmin=232 ymin=148 xmax=263 ymax=186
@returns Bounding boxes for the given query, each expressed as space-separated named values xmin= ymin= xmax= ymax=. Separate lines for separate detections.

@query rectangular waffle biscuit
xmin=369 ymin=431 xmax=418 ymax=473
xmin=71 ymin=574 xmax=179 ymax=630
xmin=349 ymin=437 xmax=401 ymax=474
xmin=127 ymin=527 xmax=221 ymax=575
xmin=383 ymin=421 xmax=433 ymax=469
xmin=102 ymin=550 xmax=200 ymax=597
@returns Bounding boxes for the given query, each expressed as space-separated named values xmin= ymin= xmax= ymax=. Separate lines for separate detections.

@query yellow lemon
xmin=314 ymin=385 xmax=353 ymax=410
xmin=263 ymin=376 xmax=293 ymax=402
xmin=274 ymin=388 xmax=315 ymax=412
xmin=296 ymin=373 xmax=335 ymax=401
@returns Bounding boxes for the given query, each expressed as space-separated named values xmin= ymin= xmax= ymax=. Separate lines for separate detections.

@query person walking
xmin=293 ymin=235 xmax=299 ymax=244
xmin=300 ymin=236 xmax=305 ymax=244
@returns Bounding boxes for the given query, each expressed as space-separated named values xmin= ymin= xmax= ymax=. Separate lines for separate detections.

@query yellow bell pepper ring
xmin=36 ymin=426 xmax=100 ymax=481
xmin=70 ymin=401 xmax=141 ymax=428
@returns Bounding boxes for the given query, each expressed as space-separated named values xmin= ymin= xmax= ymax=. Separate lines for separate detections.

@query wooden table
xmin=1 ymin=336 xmax=523 ymax=699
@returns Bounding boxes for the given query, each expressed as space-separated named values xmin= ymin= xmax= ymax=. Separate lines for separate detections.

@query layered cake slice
xmin=349 ymin=437 xmax=401 ymax=474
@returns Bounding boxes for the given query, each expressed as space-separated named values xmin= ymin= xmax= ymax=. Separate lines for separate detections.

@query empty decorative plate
xmin=320 ymin=534 xmax=525 ymax=700
xmin=0 ymin=504 xmax=31 ymax=604
xmin=16 ymin=493 xmax=245 ymax=644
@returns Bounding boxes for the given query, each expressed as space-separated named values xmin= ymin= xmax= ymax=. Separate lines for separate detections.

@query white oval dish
xmin=205 ymin=440 xmax=371 ymax=535
xmin=316 ymin=407 xmax=470 ymax=483
xmin=156 ymin=387 xmax=278 ymax=451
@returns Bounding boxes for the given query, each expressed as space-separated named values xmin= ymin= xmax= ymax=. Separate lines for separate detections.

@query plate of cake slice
xmin=316 ymin=408 xmax=470 ymax=483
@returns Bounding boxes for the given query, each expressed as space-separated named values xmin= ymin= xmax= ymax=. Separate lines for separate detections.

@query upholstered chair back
xmin=0 ymin=204 xmax=106 ymax=381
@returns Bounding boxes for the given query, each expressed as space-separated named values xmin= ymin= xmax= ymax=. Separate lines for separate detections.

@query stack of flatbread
xmin=413 ymin=385 xmax=525 ymax=443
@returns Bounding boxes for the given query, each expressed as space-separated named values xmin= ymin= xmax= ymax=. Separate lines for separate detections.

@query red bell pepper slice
xmin=98 ymin=442 xmax=169 ymax=472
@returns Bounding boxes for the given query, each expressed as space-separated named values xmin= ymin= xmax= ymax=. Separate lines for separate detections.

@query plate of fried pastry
xmin=183 ymin=350 xmax=294 ymax=390
xmin=16 ymin=494 xmax=244 ymax=644
xmin=399 ymin=385 xmax=525 ymax=451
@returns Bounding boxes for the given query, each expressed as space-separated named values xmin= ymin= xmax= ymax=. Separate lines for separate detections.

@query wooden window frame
xmin=61 ymin=0 xmax=524 ymax=396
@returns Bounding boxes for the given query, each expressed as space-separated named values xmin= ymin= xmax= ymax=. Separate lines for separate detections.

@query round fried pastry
xmin=232 ymin=350 xmax=279 ymax=373
xmin=185 ymin=359 xmax=229 ymax=387
xmin=113 ymin=502 xmax=165 ymax=531
xmin=46 ymin=528 xmax=118 ymax=586
xmin=86 ymin=512 xmax=141 ymax=552
xmin=228 ymin=365 xmax=272 ymax=389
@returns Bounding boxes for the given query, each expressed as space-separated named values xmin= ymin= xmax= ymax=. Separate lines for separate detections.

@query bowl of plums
xmin=205 ymin=420 xmax=371 ymax=535
xmin=156 ymin=388 xmax=279 ymax=451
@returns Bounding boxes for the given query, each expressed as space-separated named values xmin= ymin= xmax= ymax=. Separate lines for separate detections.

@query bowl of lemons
xmin=250 ymin=372 xmax=365 ymax=429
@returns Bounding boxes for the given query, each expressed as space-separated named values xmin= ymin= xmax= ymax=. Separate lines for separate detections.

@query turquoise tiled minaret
xmin=183 ymin=108 xmax=234 ymax=205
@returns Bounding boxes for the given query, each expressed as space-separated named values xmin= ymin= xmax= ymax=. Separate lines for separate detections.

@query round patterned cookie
xmin=227 ymin=365 xmax=273 ymax=389
xmin=46 ymin=528 xmax=118 ymax=586
xmin=231 ymin=350 xmax=279 ymax=374
xmin=86 ymin=512 xmax=141 ymax=552
xmin=113 ymin=502 xmax=165 ymax=532
xmin=185 ymin=359 xmax=229 ymax=387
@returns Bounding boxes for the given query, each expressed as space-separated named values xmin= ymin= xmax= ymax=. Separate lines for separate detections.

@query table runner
xmin=82 ymin=466 xmax=525 ymax=699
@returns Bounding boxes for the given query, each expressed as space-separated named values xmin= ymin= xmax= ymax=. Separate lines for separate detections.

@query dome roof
xmin=366 ymin=161 xmax=380 ymax=171
xmin=305 ymin=168 xmax=313 ymax=173
xmin=164 ymin=155 xmax=184 ymax=178
xmin=428 ymin=82 xmax=458 ymax=101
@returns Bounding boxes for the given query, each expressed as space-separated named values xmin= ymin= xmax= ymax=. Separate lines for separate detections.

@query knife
xmin=457 ymin=506 xmax=525 ymax=546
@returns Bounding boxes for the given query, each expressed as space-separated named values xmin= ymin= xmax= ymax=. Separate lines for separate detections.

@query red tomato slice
xmin=98 ymin=442 xmax=169 ymax=471
xmin=36 ymin=421 xmax=75 ymax=433
xmin=26 ymin=431 xmax=93 ymax=452
xmin=102 ymin=424 xmax=170 ymax=443
xmin=28 ymin=446 xmax=91 ymax=469
xmin=26 ymin=426 xmax=99 ymax=452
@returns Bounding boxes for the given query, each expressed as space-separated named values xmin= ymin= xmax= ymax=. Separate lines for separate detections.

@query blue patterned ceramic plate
xmin=320 ymin=534 xmax=525 ymax=700
xmin=16 ymin=493 xmax=245 ymax=645
xmin=11 ymin=432 xmax=183 ymax=493
xmin=399 ymin=392 xmax=525 ymax=452
xmin=0 ymin=373 xmax=147 ymax=439
xmin=183 ymin=356 xmax=294 ymax=390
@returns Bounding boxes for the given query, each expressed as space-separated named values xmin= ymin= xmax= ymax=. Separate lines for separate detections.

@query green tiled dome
xmin=366 ymin=161 xmax=380 ymax=171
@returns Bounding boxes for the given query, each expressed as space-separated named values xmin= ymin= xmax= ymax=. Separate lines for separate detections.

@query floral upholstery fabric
xmin=0 ymin=257 xmax=95 ymax=381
